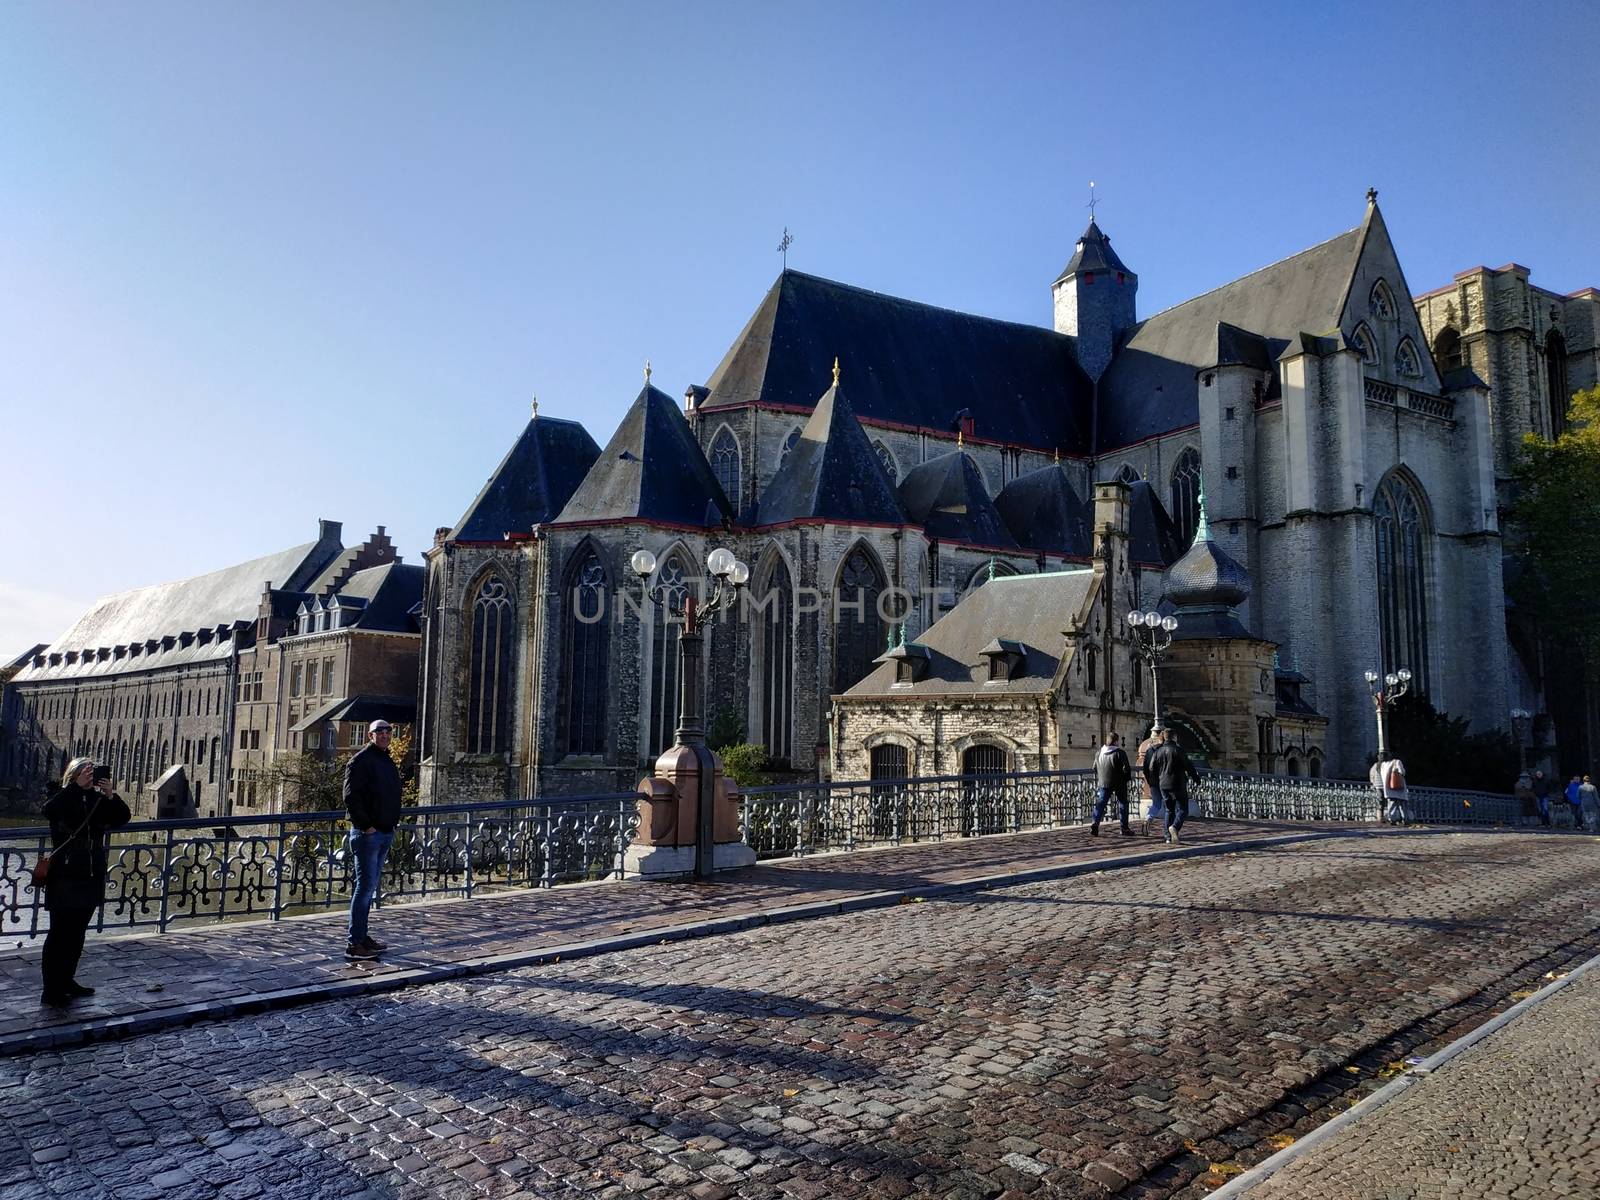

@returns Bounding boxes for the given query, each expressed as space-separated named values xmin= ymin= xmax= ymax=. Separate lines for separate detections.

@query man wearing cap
xmin=343 ymin=720 xmax=402 ymax=958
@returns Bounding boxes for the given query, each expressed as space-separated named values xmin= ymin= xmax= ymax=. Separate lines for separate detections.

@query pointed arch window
xmin=757 ymin=557 xmax=794 ymax=763
xmin=648 ymin=555 xmax=692 ymax=759
xmin=710 ymin=427 xmax=740 ymax=506
xmin=1169 ymin=447 xmax=1202 ymax=545
xmin=1352 ymin=323 xmax=1378 ymax=367
xmin=1433 ymin=326 xmax=1463 ymax=374
xmin=872 ymin=440 xmax=898 ymax=484
xmin=1395 ymin=337 xmax=1422 ymax=379
xmin=466 ymin=573 xmax=516 ymax=755
xmin=833 ymin=547 xmax=888 ymax=694
xmin=1546 ymin=330 xmax=1569 ymax=437
xmin=779 ymin=427 xmax=802 ymax=470
xmin=1374 ymin=472 xmax=1430 ymax=696
xmin=1369 ymin=279 xmax=1396 ymax=320
xmin=560 ymin=549 xmax=609 ymax=755
xmin=1114 ymin=463 xmax=1139 ymax=484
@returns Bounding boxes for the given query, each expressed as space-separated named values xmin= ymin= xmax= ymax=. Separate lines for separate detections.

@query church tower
xmin=1053 ymin=218 xmax=1138 ymax=383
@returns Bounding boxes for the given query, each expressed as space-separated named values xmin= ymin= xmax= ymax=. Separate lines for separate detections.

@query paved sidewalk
xmin=0 ymin=819 xmax=1325 ymax=1054
xmin=1246 ymin=958 xmax=1600 ymax=1199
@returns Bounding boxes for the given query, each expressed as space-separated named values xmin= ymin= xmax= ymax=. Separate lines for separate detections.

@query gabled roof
xmin=995 ymin=464 xmax=1090 ymax=557
xmin=554 ymin=385 xmax=733 ymax=528
xmin=841 ymin=570 xmax=1097 ymax=697
xmin=1125 ymin=480 xmax=1187 ymax=566
xmin=16 ymin=526 xmax=344 ymax=682
xmin=700 ymin=270 xmax=1093 ymax=453
xmin=1099 ymin=224 xmax=1365 ymax=447
xmin=336 ymin=563 xmax=425 ymax=633
xmin=1055 ymin=218 xmax=1132 ymax=282
xmin=450 ymin=415 xmax=602 ymax=541
xmin=896 ymin=451 xmax=1019 ymax=549
xmin=749 ymin=374 xmax=905 ymax=526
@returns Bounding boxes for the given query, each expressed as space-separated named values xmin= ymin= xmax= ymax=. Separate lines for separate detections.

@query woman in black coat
xmin=39 ymin=757 xmax=131 ymax=1006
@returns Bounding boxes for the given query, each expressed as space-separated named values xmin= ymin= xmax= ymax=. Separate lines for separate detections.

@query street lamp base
xmin=623 ymin=841 xmax=758 ymax=881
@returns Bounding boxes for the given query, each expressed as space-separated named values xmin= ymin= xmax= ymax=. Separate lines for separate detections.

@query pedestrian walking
xmin=343 ymin=720 xmax=403 ymax=959
xmin=1378 ymin=756 xmax=1409 ymax=824
xmin=1532 ymin=770 xmax=1552 ymax=826
xmin=1143 ymin=729 xmax=1200 ymax=845
xmin=1514 ymin=771 xmax=1537 ymax=826
xmin=1563 ymin=776 xmax=1584 ymax=831
xmin=1090 ymin=732 xmax=1133 ymax=837
xmin=1136 ymin=727 xmax=1166 ymax=823
xmin=1579 ymin=775 xmax=1599 ymax=834
xmin=38 ymin=758 xmax=130 ymax=1007
xmin=1369 ymin=759 xmax=1387 ymax=823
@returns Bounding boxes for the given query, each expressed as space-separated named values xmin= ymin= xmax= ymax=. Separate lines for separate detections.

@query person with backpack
xmin=1090 ymin=732 xmax=1133 ymax=837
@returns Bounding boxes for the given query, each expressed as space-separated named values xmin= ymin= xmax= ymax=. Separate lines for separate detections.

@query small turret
xmin=1053 ymin=218 xmax=1138 ymax=383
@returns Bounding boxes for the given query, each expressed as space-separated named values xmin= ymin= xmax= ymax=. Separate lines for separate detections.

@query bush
xmin=719 ymin=743 xmax=771 ymax=787
xmin=707 ymin=709 xmax=746 ymax=752
xmin=1385 ymin=695 xmax=1519 ymax=791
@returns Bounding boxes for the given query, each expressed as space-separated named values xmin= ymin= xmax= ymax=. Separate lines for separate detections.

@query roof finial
xmin=1087 ymin=180 xmax=1099 ymax=222
xmin=1193 ymin=473 xmax=1211 ymax=545
xmin=1366 ymin=187 xmax=1378 ymax=206
xmin=530 ymin=395 xmax=538 ymax=419
xmin=832 ymin=356 xmax=840 ymax=387
xmin=898 ymin=621 xmax=908 ymax=649
xmin=1053 ymin=446 xmax=1060 ymax=464
xmin=957 ymin=428 xmax=964 ymax=450
xmin=644 ymin=360 xmax=652 ymax=385
xmin=777 ymin=226 xmax=794 ymax=269
xmin=987 ymin=556 xmax=996 ymax=583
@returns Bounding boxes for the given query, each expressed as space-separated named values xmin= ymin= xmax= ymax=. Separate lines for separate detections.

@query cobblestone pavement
xmin=0 ymin=831 xmax=1596 ymax=1200
xmin=0 ymin=820 xmax=1309 ymax=1051
xmin=1248 ymin=961 xmax=1600 ymax=1200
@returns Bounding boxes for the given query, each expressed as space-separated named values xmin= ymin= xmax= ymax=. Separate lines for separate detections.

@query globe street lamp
xmin=632 ymin=546 xmax=748 ymax=878
xmin=1364 ymin=667 xmax=1411 ymax=759
xmin=1128 ymin=610 xmax=1179 ymax=732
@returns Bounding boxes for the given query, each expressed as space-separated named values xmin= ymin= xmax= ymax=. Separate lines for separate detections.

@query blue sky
xmin=3 ymin=0 xmax=1597 ymax=658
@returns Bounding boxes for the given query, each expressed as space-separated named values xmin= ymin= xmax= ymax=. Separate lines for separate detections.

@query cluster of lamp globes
xmin=1365 ymin=668 xmax=1412 ymax=690
xmin=1128 ymin=611 xmax=1179 ymax=633
xmin=630 ymin=547 xmax=750 ymax=587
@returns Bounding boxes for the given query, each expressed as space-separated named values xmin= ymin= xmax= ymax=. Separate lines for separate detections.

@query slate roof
xmin=896 ymin=452 xmax=1019 ymax=549
xmin=748 ymin=376 xmax=905 ymax=527
xmin=995 ymin=464 xmax=1090 ymax=557
xmin=334 ymin=563 xmax=424 ymax=633
xmin=16 ymin=529 xmax=344 ymax=683
xmin=1055 ymin=219 xmax=1132 ymax=282
xmin=290 ymin=694 xmax=417 ymax=733
xmin=841 ymin=570 xmax=1096 ymax=697
xmin=555 ymin=385 xmax=733 ymax=528
xmin=450 ymin=415 xmax=602 ymax=541
xmin=700 ymin=271 xmax=1093 ymax=453
xmin=1124 ymin=480 xmax=1187 ymax=567
xmin=1098 ymin=224 xmax=1365 ymax=447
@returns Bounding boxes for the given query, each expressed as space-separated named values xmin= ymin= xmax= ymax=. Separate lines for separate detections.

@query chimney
xmin=1091 ymin=480 xmax=1131 ymax=573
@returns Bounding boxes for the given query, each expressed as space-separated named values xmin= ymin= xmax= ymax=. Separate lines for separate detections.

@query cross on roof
xmin=1087 ymin=181 xmax=1099 ymax=221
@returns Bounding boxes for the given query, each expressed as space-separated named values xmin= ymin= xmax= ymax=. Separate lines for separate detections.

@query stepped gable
xmin=1098 ymin=224 xmax=1366 ymax=447
xmin=15 ymin=522 xmax=346 ymax=682
xmin=995 ymin=464 xmax=1091 ymax=557
xmin=450 ymin=414 xmax=602 ymax=541
xmin=555 ymin=384 xmax=733 ymax=528
xmin=844 ymin=570 xmax=1096 ymax=696
xmin=701 ymin=270 xmax=1093 ymax=453
xmin=750 ymin=370 xmax=904 ymax=526
xmin=1122 ymin=479 xmax=1187 ymax=567
xmin=896 ymin=451 xmax=1019 ymax=549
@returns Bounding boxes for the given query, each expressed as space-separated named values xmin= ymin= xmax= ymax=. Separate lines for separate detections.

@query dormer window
xmin=882 ymin=641 xmax=931 ymax=685
xmin=980 ymin=638 xmax=1026 ymax=682
xmin=1370 ymin=279 xmax=1396 ymax=320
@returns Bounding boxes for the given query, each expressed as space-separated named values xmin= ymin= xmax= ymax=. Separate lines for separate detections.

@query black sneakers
xmin=345 ymin=941 xmax=379 ymax=960
xmin=361 ymin=936 xmax=387 ymax=953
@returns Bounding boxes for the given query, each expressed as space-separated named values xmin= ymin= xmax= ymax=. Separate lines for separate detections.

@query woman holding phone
xmin=39 ymin=757 xmax=130 ymax=1006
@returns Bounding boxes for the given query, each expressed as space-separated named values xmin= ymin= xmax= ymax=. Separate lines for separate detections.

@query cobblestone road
xmin=1249 ymin=960 xmax=1600 ymax=1200
xmin=0 ymin=831 xmax=1596 ymax=1200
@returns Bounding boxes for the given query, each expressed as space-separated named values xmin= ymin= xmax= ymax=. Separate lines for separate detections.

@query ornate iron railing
xmin=741 ymin=768 xmax=1517 ymax=859
xmin=0 ymin=794 xmax=639 ymax=941
xmin=1363 ymin=377 xmax=1456 ymax=421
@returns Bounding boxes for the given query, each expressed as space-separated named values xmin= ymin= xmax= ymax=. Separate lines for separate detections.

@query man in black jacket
xmin=343 ymin=720 xmax=403 ymax=959
xmin=1143 ymin=729 xmax=1201 ymax=845
xmin=1090 ymin=732 xmax=1133 ymax=836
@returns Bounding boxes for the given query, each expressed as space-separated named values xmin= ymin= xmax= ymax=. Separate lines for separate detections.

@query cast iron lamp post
xmin=1364 ymin=667 xmax=1412 ymax=759
xmin=631 ymin=546 xmax=749 ymax=879
xmin=1128 ymin=610 xmax=1179 ymax=732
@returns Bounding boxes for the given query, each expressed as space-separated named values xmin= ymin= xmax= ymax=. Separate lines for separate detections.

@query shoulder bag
xmin=30 ymin=797 xmax=102 ymax=889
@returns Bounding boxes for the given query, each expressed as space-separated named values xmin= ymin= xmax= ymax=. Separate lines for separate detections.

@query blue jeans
xmin=1165 ymin=794 xmax=1189 ymax=834
xmin=1146 ymin=785 xmax=1165 ymax=820
xmin=347 ymin=829 xmax=393 ymax=943
xmin=1093 ymin=787 xmax=1128 ymax=827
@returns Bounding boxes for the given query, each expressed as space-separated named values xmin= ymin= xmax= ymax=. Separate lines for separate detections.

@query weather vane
xmin=777 ymin=226 xmax=794 ymax=269
xmin=1087 ymin=181 xmax=1099 ymax=221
